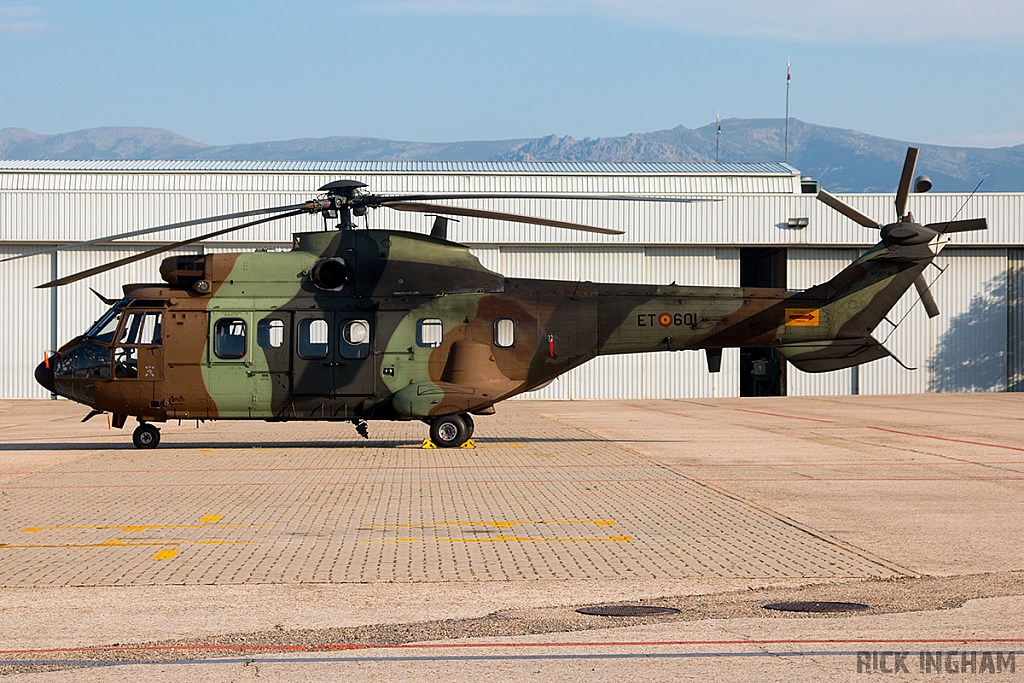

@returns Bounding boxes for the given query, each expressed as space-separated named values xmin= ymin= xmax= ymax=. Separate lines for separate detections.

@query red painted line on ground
xmin=0 ymin=423 xmax=31 ymax=430
xmin=3 ymin=637 xmax=1023 ymax=658
xmin=0 ymin=464 xmax=652 ymax=475
xmin=867 ymin=426 xmax=1024 ymax=453
xmin=730 ymin=409 xmax=837 ymax=424
xmin=0 ymin=479 xmax=686 ymax=489
xmin=692 ymin=477 xmax=1024 ymax=482
xmin=729 ymin=411 xmax=1024 ymax=458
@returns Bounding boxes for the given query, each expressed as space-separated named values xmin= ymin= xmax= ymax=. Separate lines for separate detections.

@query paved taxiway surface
xmin=1 ymin=394 xmax=1022 ymax=680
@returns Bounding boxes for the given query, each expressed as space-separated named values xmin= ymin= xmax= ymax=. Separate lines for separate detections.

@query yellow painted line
xmin=0 ymin=539 xmax=249 ymax=549
xmin=22 ymin=524 xmax=256 ymax=533
xmin=362 ymin=536 xmax=633 ymax=543
xmin=152 ymin=549 xmax=179 ymax=560
xmin=363 ymin=519 xmax=615 ymax=528
xmin=199 ymin=515 xmax=223 ymax=523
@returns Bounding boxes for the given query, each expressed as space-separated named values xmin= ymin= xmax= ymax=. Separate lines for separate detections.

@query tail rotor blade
xmin=926 ymin=217 xmax=988 ymax=234
xmin=914 ymin=274 xmax=940 ymax=318
xmin=895 ymin=147 xmax=919 ymax=218
xmin=817 ymin=190 xmax=883 ymax=229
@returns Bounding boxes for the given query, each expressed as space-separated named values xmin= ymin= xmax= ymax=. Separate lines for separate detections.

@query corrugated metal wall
xmin=0 ymin=164 xmax=1019 ymax=399
xmin=1008 ymin=249 xmax=1024 ymax=392
xmin=0 ymin=247 xmax=51 ymax=398
xmin=2 ymin=164 xmax=1016 ymax=247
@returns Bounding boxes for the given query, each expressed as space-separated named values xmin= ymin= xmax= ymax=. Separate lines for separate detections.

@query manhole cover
xmin=763 ymin=601 xmax=869 ymax=613
xmin=576 ymin=605 xmax=680 ymax=617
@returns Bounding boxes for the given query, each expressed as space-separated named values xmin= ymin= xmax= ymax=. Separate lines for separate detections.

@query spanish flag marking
xmin=785 ymin=308 xmax=820 ymax=327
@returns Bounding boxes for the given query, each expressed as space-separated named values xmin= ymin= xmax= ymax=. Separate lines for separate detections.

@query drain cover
xmin=577 ymin=605 xmax=680 ymax=617
xmin=763 ymin=601 xmax=869 ymax=613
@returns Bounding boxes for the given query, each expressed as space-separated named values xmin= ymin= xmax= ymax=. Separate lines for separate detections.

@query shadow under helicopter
xmin=0 ymin=436 xmax=694 ymax=452
xmin=931 ymin=274 xmax=1007 ymax=393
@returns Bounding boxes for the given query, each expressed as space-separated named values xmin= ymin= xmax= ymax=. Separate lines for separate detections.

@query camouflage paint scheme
xmin=44 ymin=225 xmax=944 ymax=424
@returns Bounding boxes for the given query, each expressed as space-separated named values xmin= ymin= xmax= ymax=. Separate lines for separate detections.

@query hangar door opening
xmin=740 ymin=247 xmax=787 ymax=396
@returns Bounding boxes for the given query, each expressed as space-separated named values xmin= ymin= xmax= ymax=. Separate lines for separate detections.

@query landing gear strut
xmin=429 ymin=414 xmax=471 ymax=448
xmin=132 ymin=422 xmax=160 ymax=449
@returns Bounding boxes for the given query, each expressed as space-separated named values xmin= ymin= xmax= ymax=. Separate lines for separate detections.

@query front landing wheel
xmin=429 ymin=415 xmax=469 ymax=448
xmin=133 ymin=423 xmax=160 ymax=449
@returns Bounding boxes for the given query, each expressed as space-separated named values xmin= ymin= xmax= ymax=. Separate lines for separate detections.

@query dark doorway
xmin=740 ymin=247 xmax=786 ymax=289
xmin=740 ymin=247 xmax=787 ymax=397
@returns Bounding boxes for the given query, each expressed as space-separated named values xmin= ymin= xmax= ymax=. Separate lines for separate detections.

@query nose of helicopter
xmin=34 ymin=359 xmax=55 ymax=393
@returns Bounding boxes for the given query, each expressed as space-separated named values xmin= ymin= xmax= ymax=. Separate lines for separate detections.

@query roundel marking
xmin=658 ymin=313 xmax=673 ymax=327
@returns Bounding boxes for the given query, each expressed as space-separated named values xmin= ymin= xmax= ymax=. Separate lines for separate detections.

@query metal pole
xmin=716 ymin=111 xmax=721 ymax=163
xmin=50 ymin=249 xmax=58 ymax=400
xmin=785 ymin=59 xmax=791 ymax=164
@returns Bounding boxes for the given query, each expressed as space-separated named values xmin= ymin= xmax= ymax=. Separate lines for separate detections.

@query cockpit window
xmin=54 ymin=343 xmax=111 ymax=380
xmin=84 ymin=308 xmax=124 ymax=343
xmin=117 ymin=312 xmax=162 ymax=346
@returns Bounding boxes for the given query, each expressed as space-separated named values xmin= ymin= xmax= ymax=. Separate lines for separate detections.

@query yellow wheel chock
xmin=420 ymin=438 xmax=476 ymax=449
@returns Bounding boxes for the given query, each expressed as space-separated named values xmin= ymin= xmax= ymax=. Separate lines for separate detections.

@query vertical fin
xmin=430 ymin=216 xmax=449 ymax=240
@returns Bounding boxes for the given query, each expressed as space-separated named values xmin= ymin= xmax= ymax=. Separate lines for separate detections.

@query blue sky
xmin=1 ymin=0 xmax=1022 ymax=147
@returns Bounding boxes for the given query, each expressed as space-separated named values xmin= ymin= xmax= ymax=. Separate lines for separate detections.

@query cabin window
xmin=257 ymin=318 xmax=285 ymax=349
xmin=340 ymin=319 xmax=370 ymax=360
xmin=417 ymin=318 xmax=443 ymax=348
xmin=494 ymin=318 xmax=515 ymax=348
xmin=297 ymin=318 xmax=329 ymax=359
xmin=344 ymin=320 xmax=369 ymax=345
xmin=214 ymin=318 xmax=247 ymax=359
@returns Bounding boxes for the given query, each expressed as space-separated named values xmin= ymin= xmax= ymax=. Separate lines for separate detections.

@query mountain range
xmin=2 ymin=119 xmax=1023 ymax=193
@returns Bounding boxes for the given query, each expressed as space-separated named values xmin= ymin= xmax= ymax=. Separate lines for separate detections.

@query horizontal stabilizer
xmin=778 ymin=337 xmax=912 ymax=373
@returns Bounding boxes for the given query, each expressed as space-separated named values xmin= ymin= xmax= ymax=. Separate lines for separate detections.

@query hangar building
xmin=0 ymin=160 xmax=1019 ymax=400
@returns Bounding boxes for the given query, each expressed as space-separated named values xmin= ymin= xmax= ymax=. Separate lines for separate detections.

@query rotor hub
xmin=881 ymin=220 xmax=937 ymax=246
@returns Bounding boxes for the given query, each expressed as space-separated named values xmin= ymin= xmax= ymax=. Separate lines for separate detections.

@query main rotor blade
xmin=914 ymin=274 xmax=940 ymax=318
xmin=37 ymin=209 xmax=306 ymax=289
xmin=816 ymin=190 xmax=883 ymax=229
xmin=383 ymin=202 xmax=625 ymax=235
xmin=895 ymin=147 xmax=919 ymax=218
xmin=925 ymin=217 xmax=988 ymax=234
xmin=2 ymin=201 xmax=319 ymax=263
xmin=368 ymin=193 xmax=716 ymax=205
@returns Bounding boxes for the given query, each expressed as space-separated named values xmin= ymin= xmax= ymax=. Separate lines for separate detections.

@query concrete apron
xmin=0 ymin=394 xmax=1022 ymax=679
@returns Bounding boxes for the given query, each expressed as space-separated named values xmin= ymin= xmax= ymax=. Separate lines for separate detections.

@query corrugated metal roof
xmin=0 ymin=159 xmax=798 ymax=175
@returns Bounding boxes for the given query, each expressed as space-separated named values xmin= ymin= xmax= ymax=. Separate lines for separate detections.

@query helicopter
xmin=19 ymin=147 xmax=986 ymax=449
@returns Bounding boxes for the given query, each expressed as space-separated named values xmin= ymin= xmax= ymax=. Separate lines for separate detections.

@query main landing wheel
xmin=429 ymin=414 xmax=469 ymax=448
xmin=132 ymin=423 xmax=160 ymax=449
xmin=462 ymin=413 xmax=475 ymax=440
